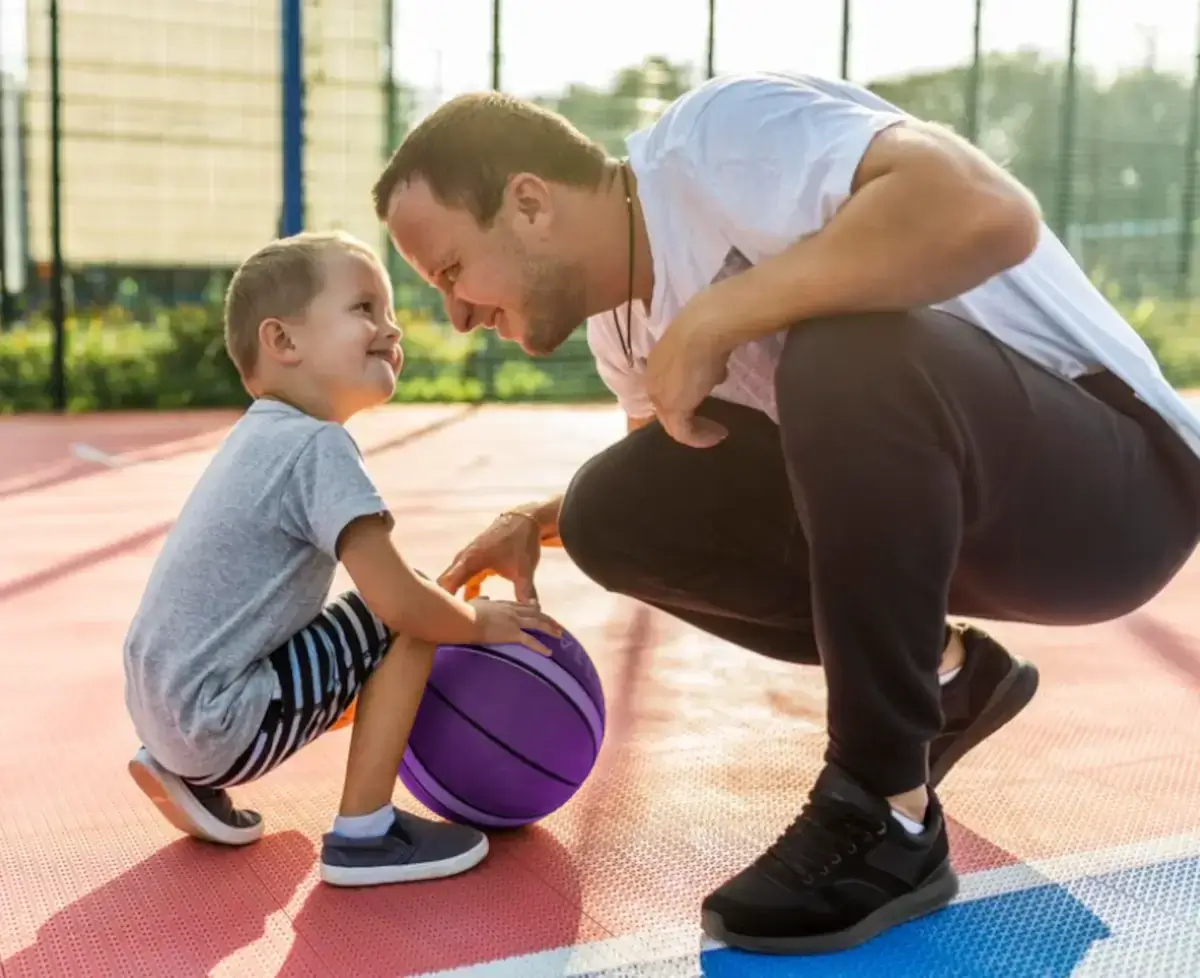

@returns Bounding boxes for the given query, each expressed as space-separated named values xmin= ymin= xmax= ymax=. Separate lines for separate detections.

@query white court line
xmin=417 ymin=832 xmax=1200 ymax=977
xmin=69 ymin=442 xmax=126 ymax=467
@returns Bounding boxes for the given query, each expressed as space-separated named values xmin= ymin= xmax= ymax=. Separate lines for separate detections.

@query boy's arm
xmin=336 ymin=514 xmax=484 ymax=645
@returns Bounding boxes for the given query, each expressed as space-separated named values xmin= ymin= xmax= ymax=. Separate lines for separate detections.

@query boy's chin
xmin=367 ymin=377 xmax=397 ymax=405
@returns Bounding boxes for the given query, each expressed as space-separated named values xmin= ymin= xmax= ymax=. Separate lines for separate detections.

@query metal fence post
xmin=965 ymin=0 xmax=984 ymax=143
xmin=1054 ymin=0 xmax=1081 ymax=242
xmin=281 ymin=0 xmax=305 ymax=236
xmin=481 ymin=0 xmax=502 ymax=400
xmin=705 ymin=0 xmax=716 ymax=79
xmin=840 ymin=0 xmax=852 ymax=79
xmin=383 ymin=0 xmax=402 ymax=285
xmin=49 ymin=0 xmax=66 ymax=410
xmin=1178 ymin=5 xmax=1200 ymax=300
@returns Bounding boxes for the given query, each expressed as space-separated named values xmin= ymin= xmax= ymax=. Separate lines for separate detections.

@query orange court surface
xmin=2 ymin=402 xmax=1200 ymax=978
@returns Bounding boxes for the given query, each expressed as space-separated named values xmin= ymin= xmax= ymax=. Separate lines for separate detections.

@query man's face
xmin=384 ymin=177 xmax=587 ymax=356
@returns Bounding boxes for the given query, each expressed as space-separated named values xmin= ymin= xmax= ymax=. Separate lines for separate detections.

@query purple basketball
xmin=398 ymin=626 xmax=606 ymax=829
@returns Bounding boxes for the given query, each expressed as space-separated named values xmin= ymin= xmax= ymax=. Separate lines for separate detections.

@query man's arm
xmin=704 ymin=119 xmax=1042 ymax=350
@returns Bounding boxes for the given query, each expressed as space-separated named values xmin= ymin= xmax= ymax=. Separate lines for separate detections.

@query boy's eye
xmin=356 ymin=300 xmax=373 ymax=313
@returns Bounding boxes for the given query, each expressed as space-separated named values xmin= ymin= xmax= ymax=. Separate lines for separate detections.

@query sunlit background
xmin=1 ymin=0 xmax=1199 ymax=414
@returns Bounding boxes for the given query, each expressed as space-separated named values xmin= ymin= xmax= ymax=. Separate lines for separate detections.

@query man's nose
xmin=445 ymin=295 xmax=500 ymax=334
xmin=445 ymin=295 xmax=475 ymax=333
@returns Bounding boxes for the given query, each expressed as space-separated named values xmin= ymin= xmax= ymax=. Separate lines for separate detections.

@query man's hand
xmin=438 ymin=511 xmax=545 ymax=604
xmin=643 ymin=299 xmax=733 ymax=448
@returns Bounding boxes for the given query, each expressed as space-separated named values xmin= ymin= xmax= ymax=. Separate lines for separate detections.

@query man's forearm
xmin=706 ymin=123 xmax=1042 ymax=350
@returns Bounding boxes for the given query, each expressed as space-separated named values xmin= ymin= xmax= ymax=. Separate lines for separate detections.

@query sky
xmin=391 ymin=0 xmax=1200 ymax=102
xmin=3 ymin=0 xmax=1199 ymax=94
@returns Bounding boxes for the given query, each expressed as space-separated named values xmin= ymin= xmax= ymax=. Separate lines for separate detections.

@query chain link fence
xmin=2 ymin=0 xmax=1198 ymax=411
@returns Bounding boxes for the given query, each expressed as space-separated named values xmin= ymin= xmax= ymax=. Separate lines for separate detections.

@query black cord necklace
xmin=614 ymin=160 xmax=636 ymax=369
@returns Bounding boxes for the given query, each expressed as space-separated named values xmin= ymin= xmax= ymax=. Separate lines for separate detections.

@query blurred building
xmin=20 ymin=0 xmax=388 ymax=302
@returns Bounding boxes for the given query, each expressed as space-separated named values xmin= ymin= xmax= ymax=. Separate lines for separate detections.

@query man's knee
xmin=558 ymin=443 xmax=641 ymax=590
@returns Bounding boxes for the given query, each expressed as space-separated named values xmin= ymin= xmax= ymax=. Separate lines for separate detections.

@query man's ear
xmin=507 ymin=172 xmax=554 ymax=231
xmin=258 ymin=317 xmax=303 ymax=367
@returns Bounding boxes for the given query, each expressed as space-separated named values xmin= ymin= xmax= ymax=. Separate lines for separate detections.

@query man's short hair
xmin=223 ymin=230 xmax=380 ymax=385
xmin=372 ymin=92 xmax=609 ymax=226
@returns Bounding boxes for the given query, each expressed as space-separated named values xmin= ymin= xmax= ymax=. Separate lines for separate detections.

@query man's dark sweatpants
xmin=557 ymin=309 xmax=1200 ymax=797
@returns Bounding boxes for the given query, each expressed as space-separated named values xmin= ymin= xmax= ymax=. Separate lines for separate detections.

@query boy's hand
xmin=469 ymin=598 xmax=564 ymax=657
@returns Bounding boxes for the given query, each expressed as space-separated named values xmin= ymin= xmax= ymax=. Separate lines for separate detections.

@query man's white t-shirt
xmin=585 ymin=71 xmax=1200 ymax=460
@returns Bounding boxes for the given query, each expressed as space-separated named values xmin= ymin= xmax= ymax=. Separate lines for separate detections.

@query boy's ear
xmin=258 ymin=317 xmax=303 ymax=367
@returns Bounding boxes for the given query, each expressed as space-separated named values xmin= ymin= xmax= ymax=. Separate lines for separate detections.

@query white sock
xmin=332 ymin=803 xmax=395 ymax=839
xmin=891 ymin=808 xmax=926 ymax=835
xmin=939 ymin=664 xmax=962 ymax=686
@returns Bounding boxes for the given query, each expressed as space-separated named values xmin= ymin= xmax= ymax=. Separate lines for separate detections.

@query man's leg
xmin=558 ymin=393 xmax=1034 ymax=778
xmin=559 ymin=396 xmax=1016 ymax=699
xmin=780 ymin=310 xmax=1199 ymax=798
xmin=702 ymin=309 xmax=1200 ymax=954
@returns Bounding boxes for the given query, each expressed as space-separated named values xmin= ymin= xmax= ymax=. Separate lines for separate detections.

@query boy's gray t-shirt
xmin=124 ymin=399 xmax=391 ymax=779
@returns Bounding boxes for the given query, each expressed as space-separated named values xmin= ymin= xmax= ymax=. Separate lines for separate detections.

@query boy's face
xmin=286 ymin=250 xmax=403 ymax=417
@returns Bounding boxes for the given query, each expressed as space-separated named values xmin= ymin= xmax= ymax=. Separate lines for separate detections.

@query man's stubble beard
xmin=520 ymin=255 xmax=589 ymax=357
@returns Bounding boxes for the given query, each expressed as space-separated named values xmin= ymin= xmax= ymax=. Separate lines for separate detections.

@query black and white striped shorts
xmin=184 ymin=591 xmax=392 ymax=790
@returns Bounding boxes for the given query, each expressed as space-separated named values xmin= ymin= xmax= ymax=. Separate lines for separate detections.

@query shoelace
xmin=764 ymin=795 xmax=888 ymax=885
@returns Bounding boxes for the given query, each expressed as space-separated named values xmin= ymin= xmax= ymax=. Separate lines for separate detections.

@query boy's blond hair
xmin=223 ymin=230 xmax=384 ymax=385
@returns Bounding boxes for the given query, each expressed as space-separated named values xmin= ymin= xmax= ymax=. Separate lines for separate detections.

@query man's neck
xmin=577 ymin=160 xmax=655 ymax=317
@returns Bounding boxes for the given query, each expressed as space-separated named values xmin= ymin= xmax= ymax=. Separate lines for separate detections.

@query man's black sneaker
xmin=930 ymin=623 xmax=1040 ymax=788
xmin=701 ymin=764 xmax=959 ymax=955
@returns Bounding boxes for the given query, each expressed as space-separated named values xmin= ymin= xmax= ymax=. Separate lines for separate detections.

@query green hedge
xmin=1 ymin=295 xmax=1197 ymax=414
xmin=0 ymin=306 xmax=611 ymax=414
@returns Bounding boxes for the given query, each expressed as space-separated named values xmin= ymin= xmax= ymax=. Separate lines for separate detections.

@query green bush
xmin=0 ymin=305 xmax=611 ymax=414
xmin=1 ymin=293 xmax=1196 ymax=415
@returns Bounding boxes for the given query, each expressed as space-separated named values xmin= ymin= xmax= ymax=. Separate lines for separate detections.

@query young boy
xmin=123 ymin=230 xmax=560 ymax=887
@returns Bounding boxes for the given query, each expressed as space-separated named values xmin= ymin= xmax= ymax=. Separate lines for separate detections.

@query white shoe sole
xmin=128 ymin=748 xmax=263 ymax=847
xmin=319 ymin=833 xmax=490 ymax=887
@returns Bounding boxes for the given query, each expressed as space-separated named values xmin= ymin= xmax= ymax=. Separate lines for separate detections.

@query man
xmin=372 ymin=72 xmax=1200 ymax=955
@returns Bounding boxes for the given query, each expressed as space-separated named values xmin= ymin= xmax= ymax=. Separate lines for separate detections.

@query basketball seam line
xmin=424 ymin=681 xmax=587 ymax=788
xmin=401 ymin=746 xmax=516 ymax=825
xmin=455 ymin=644 xmax=604 ymax=752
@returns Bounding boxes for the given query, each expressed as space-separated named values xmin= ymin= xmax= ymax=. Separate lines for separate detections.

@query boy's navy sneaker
xmin=320 ymin=807 xmax=489 ymax=887
xmin=701 ymin=764 xmax=958 ymax=955
xmin=931 ymin=623 xmax=1040 ymax=787
xmin=128 ymin=746 xmax=264 ymax=846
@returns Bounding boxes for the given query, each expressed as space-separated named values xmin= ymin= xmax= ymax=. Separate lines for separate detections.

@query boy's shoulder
xmin=229 ymin=399 xmax=360 ymax=459
xmin=193 ymin=400 xmax=359 ymax=506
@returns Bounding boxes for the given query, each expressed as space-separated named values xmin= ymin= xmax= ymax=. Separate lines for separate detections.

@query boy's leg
xmin=128 ymin=748 xmax=265 ymax=846
xmin=131 ymin=592 xmax=488 ymax=884
xmin=318 ymin=628 xmax=488 ymax=887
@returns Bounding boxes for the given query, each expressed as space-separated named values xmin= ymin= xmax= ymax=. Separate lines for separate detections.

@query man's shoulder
xmin=650 ymin=72 xmax=886 ymax=135
xmin=631 ymin=72 xmax=905 ymax=170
